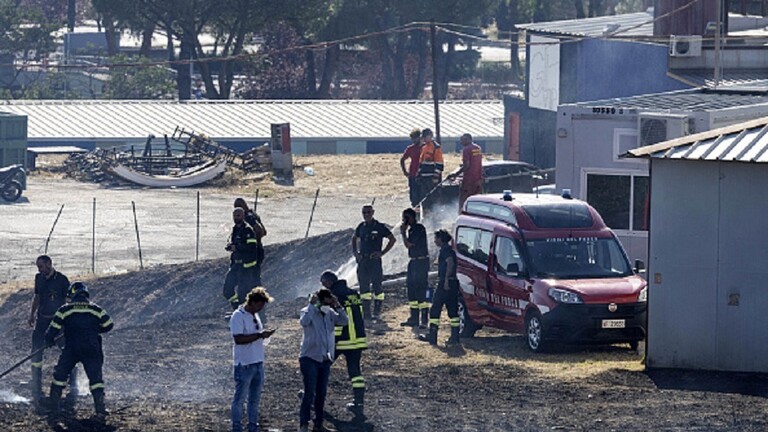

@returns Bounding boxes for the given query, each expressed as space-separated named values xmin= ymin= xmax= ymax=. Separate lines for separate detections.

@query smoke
xmin=334 ymin=200 xmax=459 ymax=286
xmin=0 ymin=389 xmax=30 ymax=404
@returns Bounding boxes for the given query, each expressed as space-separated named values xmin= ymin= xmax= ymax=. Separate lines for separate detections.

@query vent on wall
xmin=669 ymin=35 xmax=702 ymax=57
xmin=638 ymin=113 xmax=690 ymax=146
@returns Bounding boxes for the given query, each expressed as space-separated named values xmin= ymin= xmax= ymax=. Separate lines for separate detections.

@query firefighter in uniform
xmin=416 ymin=128 xmax=444 ymax=208
xmin=234 ymin=197 xmax=267 ymax=286
xmin=352 ymin=205 xmax=396 ymax=321
xmin=420 ymin=229 xmax=461 ymax=345
xmin=223 ymin=207 xmax=260 ymax=310
xmin=399 ymin=208 xmax=430 ymax=328
xmin=321 ymin=271 xmax=368 ymax=418
xmin=27 ymin=255 xmax=77 ymax=410
xmin=45 ymin=282 xmax=113 ymax=416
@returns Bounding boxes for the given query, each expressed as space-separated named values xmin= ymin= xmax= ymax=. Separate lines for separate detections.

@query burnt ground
xmin=2 ymin=230 xmax=768 ymax=431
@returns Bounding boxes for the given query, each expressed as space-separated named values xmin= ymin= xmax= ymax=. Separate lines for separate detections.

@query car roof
xmin=460 ymin=193 xmax=608 ymax=232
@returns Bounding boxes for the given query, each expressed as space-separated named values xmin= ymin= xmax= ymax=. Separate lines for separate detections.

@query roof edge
xmin=627 ymin=115 xmax=768 ymax=157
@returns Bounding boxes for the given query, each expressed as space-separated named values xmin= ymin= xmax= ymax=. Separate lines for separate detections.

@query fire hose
xmin=0 ymin=334 xmax=63 ymax=381
xmin=412 ymin=174 xmax=457 ymax=210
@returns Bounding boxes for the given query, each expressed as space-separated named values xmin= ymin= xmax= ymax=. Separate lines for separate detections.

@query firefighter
xmin=223 ymin=208 xmax=260 ymax=311
xmin=399 ymin=208 xmax=430 ymax=328
xmin=400 ymin=128 xmax=423 ymax=207
xmin=420 ymin=229 xmax=461 ymax=346
xmin=27 ymin=255 xmax=77 ymax=411
xmin=457 ymin=133 xmax=484 ymax=211
xmin=233 ymin=197 xmax=267 ymax=286
xmin=321 ymin=270 xmax=368 ymax=418
xmin=416 ymin=128 xmax=444 ymax=208
xmin=352 ymin=205 xmax=396 ymax=321
xmin=45 ymin=282 xmax=113 ymax=416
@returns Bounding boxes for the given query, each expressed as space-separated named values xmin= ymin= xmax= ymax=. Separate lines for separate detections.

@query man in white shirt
xmin=230 ymin=287 xmax=275 ymax=432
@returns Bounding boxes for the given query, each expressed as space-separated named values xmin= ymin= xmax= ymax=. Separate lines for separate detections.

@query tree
xmin=103 ymin=54 xmax=175 ymax=99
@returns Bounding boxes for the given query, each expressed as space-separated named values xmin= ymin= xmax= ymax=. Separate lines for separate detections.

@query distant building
xmin=629 ymin=116 xmax=768 ymax=373
xmin=506 ymin=8 xmax=768 ymax=168
xmin=0 ymin=112 xmax=27 ymax=168
xmin=0 ymin=99 xmax=504 ymax=155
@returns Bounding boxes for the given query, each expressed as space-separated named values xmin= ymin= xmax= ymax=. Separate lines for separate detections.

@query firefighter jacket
xmin=330 ymin=279 xmax=367 ymax=351
xmin=45 ymin=297 xmax=113 ymax=353
xmin=418 ymin=142 xmax=444 ymax=179
xmin=230 ymin=222 xmax=259 ymax=269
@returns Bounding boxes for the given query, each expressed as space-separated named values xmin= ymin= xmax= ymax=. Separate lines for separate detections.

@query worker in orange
xmin=457 ymin=133 xmax=483 ymax=211
xmin=416 ymin=128 xmax=444 ymax=206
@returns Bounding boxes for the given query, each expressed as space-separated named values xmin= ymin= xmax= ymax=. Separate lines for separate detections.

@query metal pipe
xmin=430 ymin=19 xmax=442 ymax=143
xmin=44 ymin=204 xmax=65 ymax=254
xmin=132 ymin=201 xmax=144 ymax=269
xmin=305 ymin=188 xmax=320 ymax=239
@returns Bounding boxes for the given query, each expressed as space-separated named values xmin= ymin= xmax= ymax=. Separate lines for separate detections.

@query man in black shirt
xmin=352 ymin=205 xmax=396 ymax=321
xmin=420 ymin=229 xmax=461 ymax=346
xmin=234 ymin=198 xmax=267 ymax=285
xmin=399 ymin=208 xmax=430 ymax=328
xmin=27 ymin=255 xmax=77 ymax=410
xmin=223 ymin=208 xmax=260 ymax=311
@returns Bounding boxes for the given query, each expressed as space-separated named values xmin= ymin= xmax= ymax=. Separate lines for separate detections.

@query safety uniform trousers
xmin=459 ymin=181 xmax=483 ymax=212
xmin=429 ymin=282 xmax=460 ymax=329
xmin=357 ymin=258 xmax=384 ymax=318
xmin=223 ymin=262 xmax=259 ymax=310
xmin=51 ymin=346 xmax=104 ymax=399
xmin=406 ymin=258 xmax=431 ymax=323
xmin=336 ymin=349 xmax=365 ymax=392
xmin=31 ymin=316 xmax=76 ymax=400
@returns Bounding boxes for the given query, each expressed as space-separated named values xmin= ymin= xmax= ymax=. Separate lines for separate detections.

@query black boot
xmin=419 ymin=308 xmax=429 ymax=328
xmin=63 ymin=369 xmax=79 ymax=411
xmin=400 ymin=308 xmax=419 ymax=327
xmin=48 ymin=385 xmax=63 ymax=417
xmin=418 ymin=324 xmax=438 ymax=345
xmin=92 ymin=388 xmax=107 ymax=416
xmin=373 ymin=299 xmax=383 ymax=320
xmin=446 ymin=326 xmax=461 ymax=345
xmin=362 ymin=299 xmax=372 ymax=321
xmin=346 ymin=388 xmax=365 ymax=418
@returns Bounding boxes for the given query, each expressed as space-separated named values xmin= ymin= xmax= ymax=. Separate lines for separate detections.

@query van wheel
xmin=457 ymin=296 xmax=480 ymax=338
xmin=525 ymin=311 xmax=547 ymax=353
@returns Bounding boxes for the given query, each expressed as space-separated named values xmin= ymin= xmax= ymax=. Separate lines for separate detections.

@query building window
xmin=613 ymin=128 xmax=639 ymax=162
xmin=586 ymin=173 xmax=649 ymax=232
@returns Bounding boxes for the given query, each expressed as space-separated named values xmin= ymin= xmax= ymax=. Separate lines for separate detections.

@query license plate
xmin=601 ymin=319 xmax=625 ymax=329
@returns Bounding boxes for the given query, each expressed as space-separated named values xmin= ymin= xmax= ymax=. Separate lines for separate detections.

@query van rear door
xmin=455 ymin=225 xmax=494 ymax=327
xmin=487 ymin=234 xmax=529 ymax=332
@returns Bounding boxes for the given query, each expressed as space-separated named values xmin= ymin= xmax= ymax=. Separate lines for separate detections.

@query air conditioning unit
xmin=669 ymin=35 xmax=702 ymax=57
xmin=638 ymin=113 xmax=690 ymax=146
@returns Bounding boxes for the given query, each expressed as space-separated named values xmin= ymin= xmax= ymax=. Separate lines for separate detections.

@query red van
xmin=454 ymin=192 xmax=647 ymax=352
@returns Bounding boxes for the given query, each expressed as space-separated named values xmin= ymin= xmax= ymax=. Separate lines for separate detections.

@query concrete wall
xmin=647 ymin=159 xmax=768 ymax=372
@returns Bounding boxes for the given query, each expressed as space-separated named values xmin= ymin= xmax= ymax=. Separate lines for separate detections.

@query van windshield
xmin=526 ymin=237 xmax=632 ymax=279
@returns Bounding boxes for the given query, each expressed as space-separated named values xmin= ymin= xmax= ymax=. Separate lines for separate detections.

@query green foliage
xmin=615 ymin=0 xmax=648 ymax=15
xmin=0 ymin=0 xmax=57 ymax=58
xmin=103 ymin=55 xmax=176 ymax=99
xmin=476 ymin=62 xmax=516 ymax=84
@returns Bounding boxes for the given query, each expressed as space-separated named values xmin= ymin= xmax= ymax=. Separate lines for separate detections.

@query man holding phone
xmin=230 ymin=287 xmax=274 ymax=432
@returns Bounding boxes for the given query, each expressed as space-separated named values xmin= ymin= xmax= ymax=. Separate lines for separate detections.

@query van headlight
xmin=638 ymin=286 xmax=648 ymax=302
xmin=548 ymin=288 xmax=583 ymax=304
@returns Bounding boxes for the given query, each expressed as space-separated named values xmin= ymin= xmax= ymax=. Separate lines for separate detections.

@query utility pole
xmin=430 ymin=19 xmax=442 ymax=144
xmin=714 ymin=0 xmax=723 ymax=88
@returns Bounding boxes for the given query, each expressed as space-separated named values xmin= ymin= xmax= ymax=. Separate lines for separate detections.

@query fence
xmin=0 ymin=187 xmax=408 ymax=284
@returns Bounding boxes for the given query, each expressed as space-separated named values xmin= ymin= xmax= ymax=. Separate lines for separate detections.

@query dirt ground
xmin=3 ymin=154 xmax=768 ymax=431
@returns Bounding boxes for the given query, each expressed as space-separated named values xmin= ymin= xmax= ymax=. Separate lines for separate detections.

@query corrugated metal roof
xmin=570 ymin=88 xmax=768 ymax=111
xmin=628 ymin=116 xmax=768 ymax=162
xmin=0 ymin=99 xmax=504 ymax=140
xmin=669 ymin=68 xmax=768 ymax=89
xmin=516 ymin=10 xmax=654 ymax=37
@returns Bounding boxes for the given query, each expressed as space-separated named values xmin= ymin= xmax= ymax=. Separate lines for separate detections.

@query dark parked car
xmin=424 ymin=160 xmax=549 ymax=212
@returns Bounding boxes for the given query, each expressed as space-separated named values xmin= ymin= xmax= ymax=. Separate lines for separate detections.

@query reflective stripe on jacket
xmin=330 ymin=280 xmax=367 ymax=351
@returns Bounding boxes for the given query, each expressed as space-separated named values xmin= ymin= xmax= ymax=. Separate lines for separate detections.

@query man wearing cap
xmin=27 ymin=255 xmax=77 ymax=411
xmin=400 ymin=128 xmax=423 ymax=207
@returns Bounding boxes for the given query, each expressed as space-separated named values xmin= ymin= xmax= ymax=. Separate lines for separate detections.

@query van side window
xmin=456 ymin=226 xmax=493 ymax=265
xmin=494 ymin=237 xmax=525 ymax=276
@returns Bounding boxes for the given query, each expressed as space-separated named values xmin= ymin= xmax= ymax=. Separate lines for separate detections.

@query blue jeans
xmin=299 ymin=357 xmax=331 ymax=427
xmin=232 ymin=362 xmax=264 ymax=432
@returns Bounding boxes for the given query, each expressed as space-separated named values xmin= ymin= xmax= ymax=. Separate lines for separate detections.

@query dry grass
xmin=379 ymin=303 xmax=644 ymax=382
